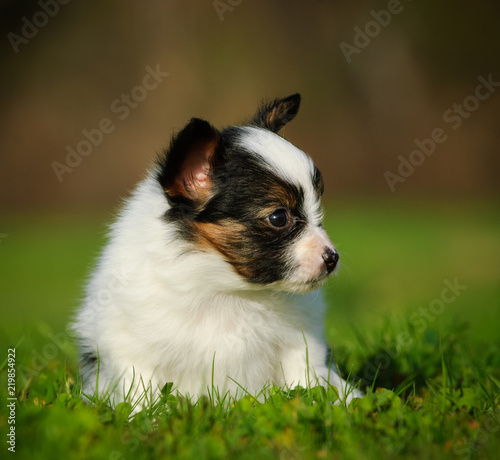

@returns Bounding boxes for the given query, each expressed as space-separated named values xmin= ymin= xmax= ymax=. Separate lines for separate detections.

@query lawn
xmin=1 ymin=199 xmax=499 ymax=459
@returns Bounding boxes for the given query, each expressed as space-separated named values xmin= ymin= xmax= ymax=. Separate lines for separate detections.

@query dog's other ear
xmin=251 ymin=93 xmax=301 ymax=133
xmin=157 ymin=118 xmax=222 ymax=206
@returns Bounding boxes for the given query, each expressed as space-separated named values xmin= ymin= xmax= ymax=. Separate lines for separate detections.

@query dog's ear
xmin=157 ymin=118 xmax=222 ymax=207
xmin=251 ymin=93 xmax=301 ymax=133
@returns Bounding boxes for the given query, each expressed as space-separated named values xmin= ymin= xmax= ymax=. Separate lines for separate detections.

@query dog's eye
xmin=268 ymin=208 xmax=289 ymax=228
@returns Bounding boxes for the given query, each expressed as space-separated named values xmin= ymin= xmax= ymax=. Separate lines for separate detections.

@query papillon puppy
xmin=75 ymin=94 xmax=361 ymax=406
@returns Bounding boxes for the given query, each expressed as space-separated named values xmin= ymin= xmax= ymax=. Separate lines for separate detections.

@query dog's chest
xmin=166 ymin=294 xmax=290 ymax=359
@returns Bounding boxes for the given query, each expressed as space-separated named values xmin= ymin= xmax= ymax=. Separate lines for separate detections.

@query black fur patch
xmin=325 ymin=346 xmax=333 ymax=368
xmin=250 ymin=94 xmax=301 ymax=133
xmin=159 ymin=126 xmax=311 ymax=284
xmin=312 ymin=165 xmax=324 ymax=198
xmin=156 ymin=118 xmax=222 ymax=209
xmin=80 ymin=349 xmax=98 ymax=374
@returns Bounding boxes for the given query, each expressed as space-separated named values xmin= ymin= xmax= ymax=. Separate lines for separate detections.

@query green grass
xmin=1 ymin=199 xmax=499 ymax=459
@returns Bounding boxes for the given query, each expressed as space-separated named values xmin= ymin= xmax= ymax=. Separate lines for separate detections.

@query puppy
xmin=75 ymin=94 xmax=361 ymax=406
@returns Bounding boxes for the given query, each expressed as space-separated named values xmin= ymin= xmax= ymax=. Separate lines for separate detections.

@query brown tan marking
xmin=166 ymin=138 xmax=220 ymax=205
xmin=254 ymin=182 xmax=301 ymax=220
xmin=191 ymin=220 xmax=252 ymax=278
xmin=264 ymin=99 xmax=297 ymax=131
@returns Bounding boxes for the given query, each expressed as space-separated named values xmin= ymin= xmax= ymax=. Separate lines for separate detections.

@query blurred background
xmin=0 ymin=1 xmax=499 ymax=358
xmin=1 ymin=0 xmax=500 ymax=208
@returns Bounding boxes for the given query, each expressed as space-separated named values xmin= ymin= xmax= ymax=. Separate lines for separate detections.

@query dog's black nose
xmin=322 ymin=248 xmax=339 ymax=274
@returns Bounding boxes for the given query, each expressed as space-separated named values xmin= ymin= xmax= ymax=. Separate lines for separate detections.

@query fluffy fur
xmin=75 ymin=94 xmax=361 ymax=405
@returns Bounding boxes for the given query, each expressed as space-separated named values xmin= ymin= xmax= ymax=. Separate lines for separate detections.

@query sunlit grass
xmin=0 ymin=199 xmax=499 ymax=459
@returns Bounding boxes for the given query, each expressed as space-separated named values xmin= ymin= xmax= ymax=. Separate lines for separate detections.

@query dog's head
xmin=156 ymin=94 xmax=339 ymax=293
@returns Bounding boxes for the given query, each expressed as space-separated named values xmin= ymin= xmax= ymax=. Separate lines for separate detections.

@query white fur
xmin=237 ymin=127 xmax=323 ymax=226
xmin=75 ymin=129 xmax=361 ymax=406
